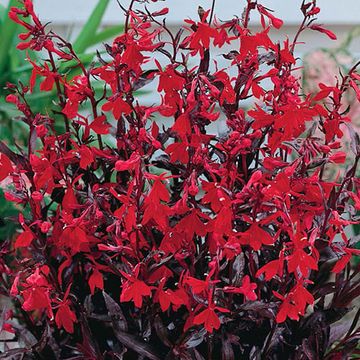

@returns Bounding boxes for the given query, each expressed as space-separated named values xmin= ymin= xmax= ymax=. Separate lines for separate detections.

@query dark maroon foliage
xmin=1 ymin=0 xmax=360 ymax=359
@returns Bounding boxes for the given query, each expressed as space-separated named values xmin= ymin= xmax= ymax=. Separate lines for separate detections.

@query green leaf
xmin=6 ymin=62 xmax=32 ymax=74
xmin=73 ymin=0 xmax=110 ymax=54
xmin=87 ymin=24 xmax=124 ymax=47
xmin=61 ymin=52 xmax=98 ymax=70
xmin=0 ymin=188 xmax=19 ymax=241
xmin=0 ymin=0 xmax=20 ymax=77
xmin=0 ymin=4 xmax=6 ymax=24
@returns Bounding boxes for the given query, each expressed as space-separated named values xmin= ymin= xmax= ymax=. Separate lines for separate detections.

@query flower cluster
xmin=1 ymin=0 xmax=360 ymax=358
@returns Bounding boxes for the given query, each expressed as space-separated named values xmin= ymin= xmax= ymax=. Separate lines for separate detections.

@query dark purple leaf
xmin=222 ymin=339 xmax=234 ymax=360
xmin=183 ymin=329 xmax=206 ymax=349
xmin=153 ymin=315 xmax=172 ymax=348
xmin=103 ymin=291 xmax=128 ymax=332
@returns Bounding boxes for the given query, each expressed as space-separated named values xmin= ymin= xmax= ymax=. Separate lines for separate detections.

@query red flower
xmin=0 ymin=154 xmax=13 ymax=181
xmin=120 ymin=279 xmax=152 ymax=308
xmin=330 ymin=150 xmax=347 ymax=164
xmin=60 ymin=226 xmax=89 ymax=254
xmin=332 ymin=248 xmax=360 ymax=273
xmin=223 ymin=275 xmax=257 ymax=301
xmin=185 ymin=276 xmax=209 ymax=295
xmin=257 ymin=5 xmax=283 ymax=29
xmin=193 ymin=307 xmax=220 ymax=333
xmin=55 ymin=285 xmax=77 ymax=333
xmin=120 ymin=269 xmax=153 ymax=308
xmin=102 ymin=96 xmax=132 ymax=119
xmin=14 ymin=229 xmax=34 ymax=248
xmin=89 ymin=115 xmax=110 ymax=135
xmin=155 ymin=280 xmax=188 ymax=312
xmin=88 ymin=268 xmax=104 ymax=295
xmin=256 ymin=259 xmax=284 ymax=281
xmin=193 ymin=303 xmax=229 ymax=333
xmin=55 ymin=302 xmax=77 ymax=334
xmin=21 ymin=267 xmax=53 ymax=318
xmin=310 ymin=25 xmax=337 ymax=40
xmin=182 ymin=11 xmax=219 ymax=58
xmin=241 ymin=222 xmax=275 ymax=251
xmin=274 ymin=283 xmax=314 ymax=323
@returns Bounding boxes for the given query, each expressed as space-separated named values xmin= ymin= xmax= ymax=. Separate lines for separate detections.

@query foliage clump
xmin=1 ymin=0 xmax=360 ymax=359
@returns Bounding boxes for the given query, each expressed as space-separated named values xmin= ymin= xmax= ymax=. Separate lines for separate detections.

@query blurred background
xmin=1 ymin=0 xmax=359 ymax=53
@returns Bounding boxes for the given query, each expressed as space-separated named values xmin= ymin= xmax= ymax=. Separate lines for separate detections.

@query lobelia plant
xmin=0 ymin=0 xmax=360 ymax=359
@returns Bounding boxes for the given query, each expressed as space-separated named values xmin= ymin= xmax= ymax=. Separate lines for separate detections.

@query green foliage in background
xmin=0 ymin=0 xmax=123 ymax=135
xmin=0 ymin=0 xmax=123 ymax=241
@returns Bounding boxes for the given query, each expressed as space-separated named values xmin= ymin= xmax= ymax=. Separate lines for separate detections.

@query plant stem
xmin=209 ymin=0 xmax=216 ymax=25
xmin=125 ymin=0 xmax=136 ymax=33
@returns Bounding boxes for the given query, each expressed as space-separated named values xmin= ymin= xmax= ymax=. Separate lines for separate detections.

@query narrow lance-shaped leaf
xmin=0 ymin=0 xmax=20 ymax=77
xmin=86 ymin=24 xmax=124 ymax=48
xmin=73 ymin=0 xmax=110 ymax=53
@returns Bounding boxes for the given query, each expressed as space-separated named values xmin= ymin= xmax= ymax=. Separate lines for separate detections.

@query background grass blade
xmin=0 ymin=0 xmax=19 ymax=77
xmin=87 ymin=24 xmax=124 ymax=47
xmin=73 ymin=0 xmax=110 ymax=54
xmin=0 ymin=4 xmax=5 ymax=24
